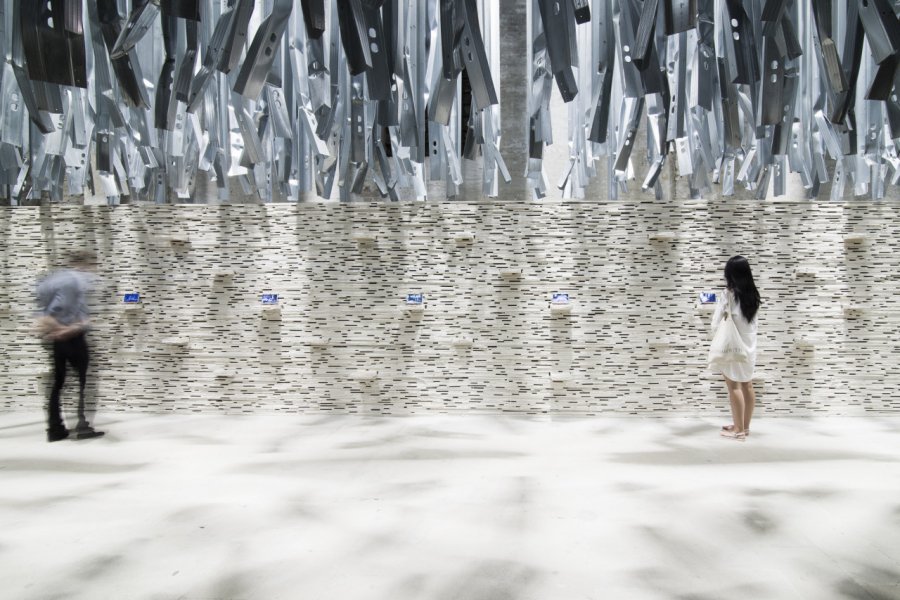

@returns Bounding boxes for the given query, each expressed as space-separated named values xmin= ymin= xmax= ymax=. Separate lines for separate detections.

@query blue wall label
xmin=552 ymin=293 xmax=570 ymax=304
xmin=124 ymin=293 xmax=141 ymax=303
xmin=700 ymin=292 xmax=717 ymax=304
xmin=406 ymin=293 xmax=424 ymax=305
xmin=261 ymin=294 xmax=279 ymax=305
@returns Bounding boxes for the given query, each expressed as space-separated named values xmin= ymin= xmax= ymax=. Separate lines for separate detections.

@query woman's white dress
xmin=711 ymin=289 xmax=758 ymax=382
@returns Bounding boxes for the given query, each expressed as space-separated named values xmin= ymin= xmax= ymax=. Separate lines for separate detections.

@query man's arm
xmin=34 ymin=316 xmax=89 ymax=341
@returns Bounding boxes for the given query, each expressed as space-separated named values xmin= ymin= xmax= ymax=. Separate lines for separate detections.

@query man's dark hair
xmin=68 ymin=250 xmax=97 ymax=268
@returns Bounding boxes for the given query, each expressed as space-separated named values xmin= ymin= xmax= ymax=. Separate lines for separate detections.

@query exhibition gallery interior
xmin=1 ymin=0 xmax=899 ymax=598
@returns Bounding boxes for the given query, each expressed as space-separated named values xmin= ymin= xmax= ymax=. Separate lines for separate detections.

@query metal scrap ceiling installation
xmin=529 ymin=0 xmax=900 ymax=199
xmin=2 ymin=0 xmax=506 ymax=202
xmin=0 ymin=0 xmax=898 ymax=203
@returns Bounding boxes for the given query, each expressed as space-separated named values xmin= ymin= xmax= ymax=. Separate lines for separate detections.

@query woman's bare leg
xmin=740 ymin=381 xmax=756 ymax=431
xmin=724 ymin=377 xmax=745 ymax=434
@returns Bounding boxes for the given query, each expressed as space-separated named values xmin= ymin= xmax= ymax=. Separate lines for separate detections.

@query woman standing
xmin=711 ymin=256 xmax=760 ymax=441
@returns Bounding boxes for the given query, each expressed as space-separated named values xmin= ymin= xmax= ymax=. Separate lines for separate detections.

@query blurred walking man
xmin=35 ymin=251 xmax=105 ymax=442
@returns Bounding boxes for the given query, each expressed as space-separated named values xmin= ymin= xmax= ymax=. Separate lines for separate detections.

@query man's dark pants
xmin=47 ymin=333 xmax=89 ymax=431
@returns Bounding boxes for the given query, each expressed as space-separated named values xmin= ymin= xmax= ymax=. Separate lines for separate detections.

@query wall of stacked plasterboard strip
xmin=0 ymin=200 xmax=898 ymax=415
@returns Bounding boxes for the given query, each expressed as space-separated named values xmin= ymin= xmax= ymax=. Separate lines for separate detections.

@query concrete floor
xmin=1 ymin=412 xmax=898 ymax=600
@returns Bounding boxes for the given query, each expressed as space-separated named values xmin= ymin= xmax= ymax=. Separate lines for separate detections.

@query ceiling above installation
xmin=0 ymin=0 xmax=506 ymax=203
xmin=528 ymin=0 xmax=900 ymax=200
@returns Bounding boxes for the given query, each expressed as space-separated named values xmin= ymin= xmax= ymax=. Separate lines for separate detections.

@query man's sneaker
xmin=74 ymin=425 xmax=105 ymax=440
xmin=47 ymin=427 xmax=70 ymax=442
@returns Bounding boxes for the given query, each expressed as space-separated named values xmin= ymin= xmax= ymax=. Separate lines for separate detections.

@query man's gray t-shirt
xmin=36 ymin=269 xmax=93 ymax=326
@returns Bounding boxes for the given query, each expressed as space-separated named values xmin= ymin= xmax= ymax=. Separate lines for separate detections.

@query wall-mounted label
xmin=552 ymin=292 xmax=570 ymax=304
xmin=123 ymin=293 xmax=141 ymax=303
xmin=699 ymin=292 xmax=717 ymax=304
xmin=261 ymin=294 xmax=279 ymax=305
xmin=406 ymin=293 xmax=424 ymax=305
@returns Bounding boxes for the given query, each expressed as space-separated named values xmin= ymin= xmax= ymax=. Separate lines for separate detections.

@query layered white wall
xmin=1 ymin=199 xmax=898 ymax=415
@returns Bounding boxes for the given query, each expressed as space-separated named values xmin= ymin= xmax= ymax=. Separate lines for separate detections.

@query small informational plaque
xmin=261 ymin=294 xmax=279 ymax=305
xmin=123 ymin=293 xmax=141 ymax=303
xmin=406 ymin=293 xmax=424 ymax=305
xmin=551 ymin=292 xmax=570 ymax=304
xmin=699 ymin=292 xmax=717 ymax=304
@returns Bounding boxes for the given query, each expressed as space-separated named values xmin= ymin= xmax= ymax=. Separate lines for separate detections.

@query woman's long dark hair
xmin=724 ymin=256 xmax=760 ymax=321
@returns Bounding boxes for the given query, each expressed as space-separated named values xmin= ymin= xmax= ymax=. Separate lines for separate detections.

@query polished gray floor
xmin=1 ymin=412 xmax=898 ymax=600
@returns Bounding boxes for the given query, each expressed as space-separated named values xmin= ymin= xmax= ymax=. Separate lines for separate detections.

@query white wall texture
xmin=1 ymin=198 xmax=898 ymax=416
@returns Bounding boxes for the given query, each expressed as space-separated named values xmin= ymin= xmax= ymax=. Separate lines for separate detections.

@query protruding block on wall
xmin=453 ymin=231 xmax=476 ymax=244
xmin=211 ymin=271 xmax=235 ymax=291
xmin=260 ymin=305 xmax=282 ymax=319
xmin=843 ymin=232 xmax=870 ymax=245
xmin=793 ymin=337 xmax=824 ymax=350
xmin=350 ymin=370 xmax=378 ymax=382
xmin=451 ymin=336 xmax=474 ymax=348
xmin=351 ymin=232 xmax=378 ymax=244
xmin=29 ymin=369 xmax=53 ymax=395
xmin=161 ymin=337 xmax=190 ymax=348
xmin=499 ymin=268 xmax=523 ymax=280
xmin=842 ymin=304 xmax=868 ymax=316
xmin=648 ymin=231 xmax=678 ymax=242
xmin=167 ymin=233 xmax=191 ymax=246
xmin=260 ymin=294 xmax=281 ymax=318
xmin=301 ymin=337 xmax=332 ymax=347
xmin=793 ymin=265 xmax=821 ymax=278
xmin=550 ymin=292 xmax=573 ymax=314
xmin=122 ymin=292 xmax=142 ymax=309
xmin=549 ymin=371 xmax=571 ymax=383
xmin=404 ymin=293 xmax=426 ymax=313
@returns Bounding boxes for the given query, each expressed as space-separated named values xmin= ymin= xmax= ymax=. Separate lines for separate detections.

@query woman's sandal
xmin=722 ymin=425 xmax=750 ymax=436
xmin=720 ymin=430 xmax=747 ymax=441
